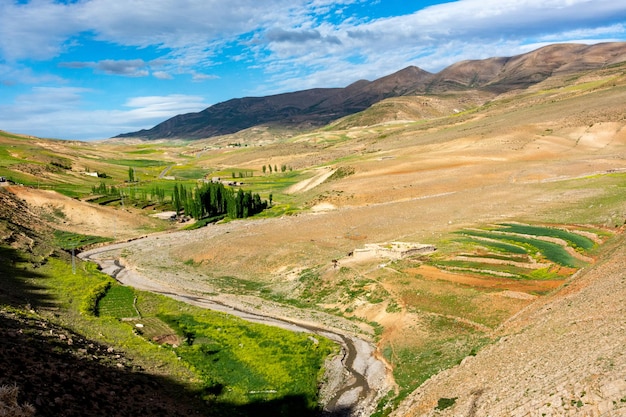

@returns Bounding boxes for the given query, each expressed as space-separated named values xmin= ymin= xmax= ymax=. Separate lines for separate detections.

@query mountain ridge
xmin=116 ymin=42 xmax=626 ymax=140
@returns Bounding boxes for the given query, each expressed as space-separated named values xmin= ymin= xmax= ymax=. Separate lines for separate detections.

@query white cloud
xmin=0 ymin=0 xmax=625 ymax=139
xmin=3 ymin=0 xmax=625 ymax=75
xmin=0 ymin=90 xmax=208 ymax=140
xmin=0 ymin=63 xmax=63 ymax=86
xmin=251 ymin=0 xmax=626 ymax=92
xmin=0 ymin=1 xmax=85 ymax=61
xmin=153 ymin=71 xmax=173 ymax=80
xmin=191 ymin=72 xmax=220 ymax=82
xmin=121 ymin=94 xmax=208 ymax=122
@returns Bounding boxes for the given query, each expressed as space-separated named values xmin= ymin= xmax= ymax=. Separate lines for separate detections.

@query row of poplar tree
xmin=172 ymin=182 xmax=269 ymax=220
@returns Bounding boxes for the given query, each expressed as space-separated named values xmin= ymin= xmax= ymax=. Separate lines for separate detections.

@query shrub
xmin=0 ymin=385 xmax=35 ymax=417
xmin=435 ymin=397 xmax=457 ymax=411
xmin=80 ymin=280 xmax=112 ymax=316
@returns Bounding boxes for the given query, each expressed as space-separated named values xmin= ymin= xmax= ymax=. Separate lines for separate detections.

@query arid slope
xmin=391 ymin=233 xmax=626 ymax=416
xmin=4 ymin=57 xmax=626 ymax=416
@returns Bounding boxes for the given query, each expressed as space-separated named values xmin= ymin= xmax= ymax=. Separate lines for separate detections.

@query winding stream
xmin=79 ymin=241 xmax=390 ymax=416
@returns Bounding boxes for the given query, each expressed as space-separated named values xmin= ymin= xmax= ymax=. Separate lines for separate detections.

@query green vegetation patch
xmin=460 ymin=230 xmax=583 ymax=267
xmin=399 ymin=281 xmax=509 ymax=328
xmin=0 ymin=147 xmax=28 ymax=166
xmin=436 ymin=397 xmax=457 ymax=411
xmin=102 ymin=158 xmax=166 ymax=167
xmin=53 ymin=230 xmax=113 ymax=250
xmin=327 ymin=166 xmax=355 ymax=181
xmin=161 ymin=312 xmax=335 ymax=408
xmin=429 ymin=258 xmax=534 ymax=278
xmin=456 ymin=236 xmax=528 ymax=254
xmin=383 ymin=315 xmax=489 ymax=407
xmin=496 ymin=223 xmax=595 ymax=250
xmin=126 ymin=148 xmax=164 ymax=155
xmin=98 ymin=285 xmax=139 ymax=318
xmin=18 ymin=255 xmax=335 ymax=415
xmin=169 ymin=166 xmax=208 ymax=180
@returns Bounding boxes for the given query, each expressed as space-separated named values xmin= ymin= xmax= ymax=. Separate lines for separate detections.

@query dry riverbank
xmin=80 ymin=239 xmax=395 ymax=416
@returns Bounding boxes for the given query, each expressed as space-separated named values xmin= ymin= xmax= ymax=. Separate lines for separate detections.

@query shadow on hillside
xmin=0 ymin=246 xmax=353 ymax=416
xmin=0 ymin=246 xmax=55 ymax=309
xmin=0 ymin=308 xmax=208 ymax=416
xmin=0 ymin=309 xmax=353 ymax=417
xmin=209 ymin=397 xmax=352 ymax=417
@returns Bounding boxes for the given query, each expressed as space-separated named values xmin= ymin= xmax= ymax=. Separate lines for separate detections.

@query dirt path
xmin=158 ymin=165 xmax=174 ymax=179
xmin=286 ymin=167 xmax=336 ymax=194
xmin=80 ymin=240 xmax=392 ymax=416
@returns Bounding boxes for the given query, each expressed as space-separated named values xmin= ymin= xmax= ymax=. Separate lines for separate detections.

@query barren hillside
xmin=391 ymin=233 xmax=626 ymax=416
xmin=3 ymin=52 xmax=626 ymax=416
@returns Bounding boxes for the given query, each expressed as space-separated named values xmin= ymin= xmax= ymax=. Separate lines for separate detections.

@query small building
xmin=352 ymin=242 xmax=436 ymax=261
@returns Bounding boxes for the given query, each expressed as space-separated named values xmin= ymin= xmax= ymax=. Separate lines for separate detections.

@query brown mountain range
xmin=116 ymin=42 xmax=626 ymax=140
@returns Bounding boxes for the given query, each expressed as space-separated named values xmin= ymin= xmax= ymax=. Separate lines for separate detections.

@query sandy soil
xmin=7 ymin=186 xmax=161 ymax=240
xmin=406 ymin=264 xmax=565 ymax=293
xmin=8 ymin=78 xmax=626 ymax=416
xmin=79 ymin=242 xmax=394 ymax=416
xmin=286 ymin=167 xmax=336 ymax=194
xmin=391 ymin=233 xmax=626 ymax=417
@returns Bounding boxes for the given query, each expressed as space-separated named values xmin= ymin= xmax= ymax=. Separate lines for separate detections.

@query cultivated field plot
xmin=442 ymin=223 xmax=600 ymax=278
xmin=98 ymin=284 xmax=140 ymax=318
xmin=96 ymin=283 xmax=334 ymax=413
xmin=327 ymin=222 xmax=612 ymax=406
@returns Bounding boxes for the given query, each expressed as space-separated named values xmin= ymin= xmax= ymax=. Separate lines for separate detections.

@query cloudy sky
xmin=1 ymin=0 xmax=625 ymax=140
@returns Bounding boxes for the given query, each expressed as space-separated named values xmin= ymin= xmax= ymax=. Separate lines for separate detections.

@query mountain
xmin=116 ymin=42 xmax=626 ymax=140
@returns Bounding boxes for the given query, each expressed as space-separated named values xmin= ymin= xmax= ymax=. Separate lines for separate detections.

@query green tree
xmin=172 ymin=183 xmax=182 ymax=215
xmin=128 ymin=167 xmax=135 ymax=183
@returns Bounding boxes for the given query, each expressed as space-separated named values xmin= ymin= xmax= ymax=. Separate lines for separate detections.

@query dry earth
xmin=6 ymin=74 xmax=626 ymax=416
xmin=390 ymin=233 xmax=626 ymax=417
xmin=7 ymin=186 xmax=162 ymax=240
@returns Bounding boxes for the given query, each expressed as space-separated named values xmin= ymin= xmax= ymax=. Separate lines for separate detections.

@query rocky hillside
xmin=0 ymin=187 xmax=52 ymax=261
xmin=0 ymin=307 xmax=208 ymax=417
xmin=0 ymin=188 xmax=211 ymax=417
xmin=392 ymin=232 xmax=626 ymax=417
xmin=117 ymin=42 xmax=626 ymax=140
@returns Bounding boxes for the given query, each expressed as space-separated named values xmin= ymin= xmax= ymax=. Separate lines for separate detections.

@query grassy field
xmin=0 ymin=238 xmax=336 ymax=415
xmin=380 ymin=317 xmax=490 ymax=408
xmin=53 ymin=230 xmax=113 ymax=250
xmin=456 ymin=227 xmax=587 ymax=268
xmin=98 ymin=285 xmax=139 ymax=318
xmin=90 ymin=270 xmax=336 ymax=413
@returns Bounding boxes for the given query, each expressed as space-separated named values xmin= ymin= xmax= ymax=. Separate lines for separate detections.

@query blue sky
xmin=1 ymin=0 xmax=625 ymax=140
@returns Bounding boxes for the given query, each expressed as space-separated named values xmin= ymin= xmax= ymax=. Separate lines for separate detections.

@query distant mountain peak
xmin=115 ymin=42 xmax=626 ymax=140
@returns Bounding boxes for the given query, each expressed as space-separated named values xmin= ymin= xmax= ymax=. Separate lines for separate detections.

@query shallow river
xmin=80 ymin=241 xmax=391 ymax=416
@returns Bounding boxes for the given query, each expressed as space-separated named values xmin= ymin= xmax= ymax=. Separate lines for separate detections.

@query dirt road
xmin=80 ymin=240 xmax=393 ymax=416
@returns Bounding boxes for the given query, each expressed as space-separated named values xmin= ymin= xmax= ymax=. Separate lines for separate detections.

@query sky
xmin=1 ymin=0 xmax=625 ymax=140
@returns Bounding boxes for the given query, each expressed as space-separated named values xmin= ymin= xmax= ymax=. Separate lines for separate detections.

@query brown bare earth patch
xmin=2 ymin=59 xmax=626 ymax=416
xmin=405 ymin=265 xmax=565 ymax=293
xmin=391 ymin=232 xmax=626 ymax=417
xmin=6 ymin=186 xmax=163 ymax=240
xmin=151 ymin=334 xmax=181 ymax=345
